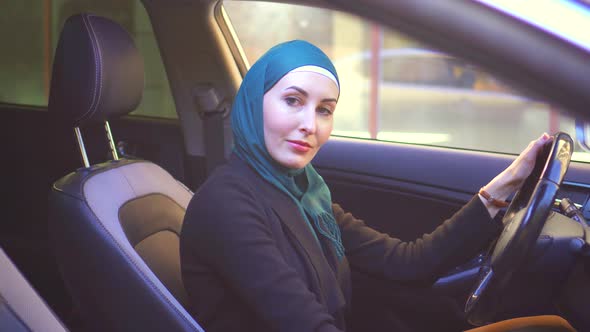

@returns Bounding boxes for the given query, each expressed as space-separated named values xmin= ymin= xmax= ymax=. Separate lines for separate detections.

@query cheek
xmin=262 ymin=97 xmax=278 ymax=137
xmin=262 ymin=100 xmax=274 ymax=156
xmin=263 ymin=98 xmax=291 ymax=149
xmin=317 ymin=118 xmax=333 ymax=145
xmin=263 ymin=105 xmax=296 ymax=138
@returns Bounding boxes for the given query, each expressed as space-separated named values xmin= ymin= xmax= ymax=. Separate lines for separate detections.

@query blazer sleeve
xmin=334 ymin=195 xmax=502 ymax=282
xmin=182 ymin=173 xmax=343 ymax=332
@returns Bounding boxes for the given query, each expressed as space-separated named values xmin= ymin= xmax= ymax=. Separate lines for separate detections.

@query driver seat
xmin=47 ymin=13 xmax=203 ymax=332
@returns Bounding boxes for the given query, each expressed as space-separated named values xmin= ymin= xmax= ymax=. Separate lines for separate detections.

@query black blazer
xmin=180 ymin=155 xmax=500 ymax=332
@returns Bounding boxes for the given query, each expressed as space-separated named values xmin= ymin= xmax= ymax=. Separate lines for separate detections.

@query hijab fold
xmin=231 ymin=40 xmax=345 ymax=260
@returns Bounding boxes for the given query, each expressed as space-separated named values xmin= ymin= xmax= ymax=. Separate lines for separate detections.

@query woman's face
xmin=263 ymin=71 xmax=338 ymax=169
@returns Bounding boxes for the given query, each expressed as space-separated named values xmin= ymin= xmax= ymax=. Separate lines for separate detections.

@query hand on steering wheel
xmin=465 ymin=132 xmax=574 ymax=326
xmin=478 ymin=133 xmax=552 ymax=219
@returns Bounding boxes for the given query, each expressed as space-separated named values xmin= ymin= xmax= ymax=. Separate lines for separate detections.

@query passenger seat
xmin=47 ymin=13 xmax=204 ymax=332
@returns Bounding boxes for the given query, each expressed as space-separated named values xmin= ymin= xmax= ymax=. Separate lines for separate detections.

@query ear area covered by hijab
xmin=231 ymin=40 xmax=345 ymax=261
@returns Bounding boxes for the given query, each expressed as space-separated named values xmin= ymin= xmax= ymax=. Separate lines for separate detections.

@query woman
xmin=180 ymin=40 xmax=573 ymax=332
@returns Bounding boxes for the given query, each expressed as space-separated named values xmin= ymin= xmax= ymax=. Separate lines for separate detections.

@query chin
xmin=270 ymin=149 xmax=316 ymax=169
xmin=284 ymin=161 xmax=308 ymax=169
xmin=277 ymin=157 xmax=310 ymax=170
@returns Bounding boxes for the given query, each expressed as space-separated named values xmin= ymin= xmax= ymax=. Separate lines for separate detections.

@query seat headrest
xmin=48 ymin=13 xmax=144 ymax=127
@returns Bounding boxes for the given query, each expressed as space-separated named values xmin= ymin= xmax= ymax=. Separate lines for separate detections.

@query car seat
xmin=47 ymin=13 xmax=204 ymax=332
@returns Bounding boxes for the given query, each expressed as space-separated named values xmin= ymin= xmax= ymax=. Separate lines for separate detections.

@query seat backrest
xmin=0 ymin=247 xmax=68 ymax=332
xmin=47 ymin=13 xmax=203 ymax=332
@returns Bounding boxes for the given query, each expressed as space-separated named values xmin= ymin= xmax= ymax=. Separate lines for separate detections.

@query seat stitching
xmin=92 ymin=207 xmax=201 ymax=330
xmin=120 ymin=193 xmax=186 ymax=245
xmin=79 ymin=14 xmax=103 ymax=123
xmin=78 ymin=15 xmax=99 ymax=122
xmin=82 ymin=167 xmax=200 ymax=330
xmin=117 ymin=166 xmax=138 ymax=197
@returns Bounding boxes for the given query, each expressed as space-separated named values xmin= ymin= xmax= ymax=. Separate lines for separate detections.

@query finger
xmin=516 ymin=134 xmax=549 ymax=164
xmin=534 ymin=133 xmax=551 ymax=149
xmin=524 ymin=133 xmax=551 ymax=158
xmin=538 ymin=132 xmax=551 ymax=144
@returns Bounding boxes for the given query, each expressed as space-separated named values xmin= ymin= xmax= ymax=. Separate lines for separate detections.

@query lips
xmin=287 ymin=140 xmax=312 ymax=153
xmin=288 ymin=140 xmax=311 ymax=148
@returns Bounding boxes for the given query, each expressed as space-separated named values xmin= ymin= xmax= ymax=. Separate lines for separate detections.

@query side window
xmin=0 ymin=0 xmax=177 ymax=119
xmin=221 ymin=1 xmax=589 ymax=162
xmin=0 ymin=3 xmax=46 ymax=106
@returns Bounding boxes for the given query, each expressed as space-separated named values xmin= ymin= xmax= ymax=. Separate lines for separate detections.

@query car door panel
xmin=315 ymin=136 xmax=590 ymax=237
xmin=315 ymin=137 xmax=508 ymax=239
xmin=314 ymin=136 xmax=590 ymax=303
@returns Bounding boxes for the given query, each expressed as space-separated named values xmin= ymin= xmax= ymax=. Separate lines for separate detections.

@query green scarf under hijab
xmin=231 ymin=40 xmax=345 ymax=260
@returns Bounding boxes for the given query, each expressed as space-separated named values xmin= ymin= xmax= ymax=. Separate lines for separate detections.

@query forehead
xmin=272 ymin=71 xmax=339 ymax=97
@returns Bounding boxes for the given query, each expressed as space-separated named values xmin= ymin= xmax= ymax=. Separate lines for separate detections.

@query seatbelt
xmin=193 ymin=84 xmax=230 ymax=175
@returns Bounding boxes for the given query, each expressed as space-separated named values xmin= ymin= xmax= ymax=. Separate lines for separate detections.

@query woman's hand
xmin=479 ymin=133 xmax=552 ymax=218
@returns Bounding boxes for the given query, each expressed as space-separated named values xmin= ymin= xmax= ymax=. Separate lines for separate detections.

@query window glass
xmin=0 ymin=3 xmax=47 ymax=106
xmin=0 ymin=0 xmax=176 ymax=119
xmin=222 ymin=1 xmax=590 ymax=162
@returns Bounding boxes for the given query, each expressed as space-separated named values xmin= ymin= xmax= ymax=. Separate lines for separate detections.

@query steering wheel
xmin=465 ymin=132 xmax=573 ymax=326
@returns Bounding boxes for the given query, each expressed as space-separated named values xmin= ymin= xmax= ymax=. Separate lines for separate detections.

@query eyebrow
xmin=285 ymin=86 xmax=337 ymax=103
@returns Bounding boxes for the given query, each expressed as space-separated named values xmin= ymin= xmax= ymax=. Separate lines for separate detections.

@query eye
xmin=284 ymin=96 xmax=301 ymax=106
xmin=317 ymin=106 xmax=334 ymax=116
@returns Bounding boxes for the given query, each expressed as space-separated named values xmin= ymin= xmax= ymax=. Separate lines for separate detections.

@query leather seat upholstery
xmin=0 ymin=247 xmax=67 ymax=332
xmin=47 ymin=13 xmax=203 ymax=332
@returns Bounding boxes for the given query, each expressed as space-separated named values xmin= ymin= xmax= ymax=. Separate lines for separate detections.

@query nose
xmin=299 ymin=106 xmax=316 ymax=135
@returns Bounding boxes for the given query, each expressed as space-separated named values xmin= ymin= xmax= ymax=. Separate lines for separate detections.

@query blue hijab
xmin=231 ymin=40 xmax=345 ymax=260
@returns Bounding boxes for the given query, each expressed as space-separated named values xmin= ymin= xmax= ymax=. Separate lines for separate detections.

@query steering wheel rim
xmin=465 ymin=132 xmax=574 ymax=326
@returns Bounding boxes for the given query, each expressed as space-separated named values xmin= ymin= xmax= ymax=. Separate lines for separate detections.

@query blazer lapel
xmin=255 ymin=174 xmax=346 ymax=314
xmin=232 ymin=155 xmax=346 ymax=313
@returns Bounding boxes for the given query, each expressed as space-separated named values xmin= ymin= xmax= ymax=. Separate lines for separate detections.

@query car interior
xmin=2 ymin=0 xmax=590 ymax=331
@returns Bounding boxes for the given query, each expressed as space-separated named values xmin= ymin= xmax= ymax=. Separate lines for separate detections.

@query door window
xmin=221 ymin=1 xmax=589 ymax=162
